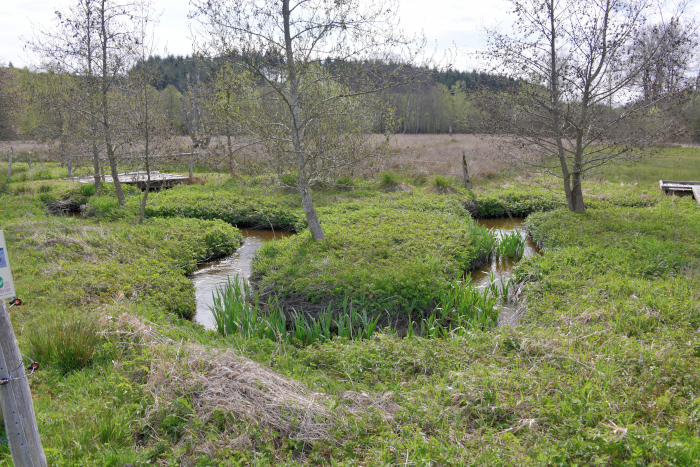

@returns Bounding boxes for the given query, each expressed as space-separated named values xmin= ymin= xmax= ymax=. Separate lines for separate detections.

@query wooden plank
xmin=0 ymin=301 xmax=47 ymax=467
xmin=692 ymin=186 xmax=700 ymax=207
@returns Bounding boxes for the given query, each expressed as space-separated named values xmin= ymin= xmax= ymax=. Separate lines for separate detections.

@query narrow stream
xmin=469 ymin=218 xmax=538 ymax=288
xmin=191 ymin=229 xmax=292 ymax=330
xmin=191 ymin=219 xmax=538 ymax=331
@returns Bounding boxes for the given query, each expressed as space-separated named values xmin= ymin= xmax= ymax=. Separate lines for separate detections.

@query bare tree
xmin=192 ymin=0 xmax=421 ymax=240
xmin=126 ymin=0 xmax=165 ymax=224
xmin=30 ymin=0 xmax=141 ymax=205
xmin=481 ymin=0 xmax=695 ymax=211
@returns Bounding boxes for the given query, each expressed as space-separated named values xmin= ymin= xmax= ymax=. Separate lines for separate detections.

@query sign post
xmin=0 ymin=231 xmax=47 ymax=467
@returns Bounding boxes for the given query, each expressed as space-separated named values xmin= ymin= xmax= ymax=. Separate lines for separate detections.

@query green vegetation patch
xmin=520 ymin=197 xmax=700 ymax=332
xmin=252 ymin=194 xmax=493 ymax=317
xmin=144 ymin=183 xmax=302 ymax=230
xmin=6 ymin=214 xmax=242 ymax=319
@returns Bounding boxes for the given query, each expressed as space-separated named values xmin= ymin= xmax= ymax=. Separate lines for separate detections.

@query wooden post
xmin=26 ymin=153 xmax=32 ymax=170
xmin=188 ymin=154 xmax=194 ymax=183
xmin=0 ymin=301 xmax=48 ymax=467
xmin=462 ymin=151 xmax=471 ymax=191
xmin=67 ymin=157 xmax=73 ymax=178
xmin=7 ymin=147 xmax=13 ymax=180
xmin=100 ymin=160 xmax=106 ymax=182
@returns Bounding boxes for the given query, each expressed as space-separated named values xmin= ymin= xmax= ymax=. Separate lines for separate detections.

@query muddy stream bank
xmin=192 ymin=219 xmax=537 ymax=330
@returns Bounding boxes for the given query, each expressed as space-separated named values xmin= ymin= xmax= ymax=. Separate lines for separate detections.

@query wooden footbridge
xmin=68 ymin=171 xmax=189 ymax=190
xmin=659 ymin=180 xmax=700 ymax=206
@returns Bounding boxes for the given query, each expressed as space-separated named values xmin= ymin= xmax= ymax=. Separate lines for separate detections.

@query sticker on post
xmin=0 ymin=231 xmax=16 ymax=300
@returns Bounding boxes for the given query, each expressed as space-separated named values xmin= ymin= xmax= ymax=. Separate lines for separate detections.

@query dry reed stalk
xmin=111 ymin=314 xmax=400 ymax=444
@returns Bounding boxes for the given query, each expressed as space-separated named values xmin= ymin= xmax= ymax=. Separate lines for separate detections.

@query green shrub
xmin=279 ymin=173 xmax=297 ymax=187
xmin=79 ymin=183 xmax=97 ymax=197
xmin=145 ymin=185 xmax=302 ymax=231
xmin=26 ymin=315 xmax=101 ymax=375
xmin=38 ymin=184 xmax=53 ymax=193
xmin=379 ymin=170 xmax=402 ymax=189
xmin=431 ymin=174 xmax=456 ymax=192
xmin=335 ymin=175 xmax=355 ymax=190
xmin=13 ymin=184 xmax=33 ymax=195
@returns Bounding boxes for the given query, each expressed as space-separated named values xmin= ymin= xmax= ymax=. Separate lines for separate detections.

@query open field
xmin=0 ymin=145 xmax=699 ymax=465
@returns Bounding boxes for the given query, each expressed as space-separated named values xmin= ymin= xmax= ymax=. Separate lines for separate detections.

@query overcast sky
xmin=1 ymin=0 xmax=511 ymax=70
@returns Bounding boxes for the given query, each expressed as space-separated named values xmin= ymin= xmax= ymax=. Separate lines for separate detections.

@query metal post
xmin=462 ymin=151 xmax=471 ymax=191
xmin=0 ymin=301 xmax=47 ymax=467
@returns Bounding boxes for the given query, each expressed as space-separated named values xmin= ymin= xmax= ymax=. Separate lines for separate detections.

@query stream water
xmin=191 ymin=229 xmax=292 ymax=330
xmin=191 ymin=218 xmax=538 ymax=330
xmin=470 ymin=218 xmax=539 ymax=288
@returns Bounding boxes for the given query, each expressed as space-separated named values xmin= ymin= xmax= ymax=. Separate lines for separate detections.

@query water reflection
xmin=191 ymin=229 xmax=292 ymax=330
xmin=470 ymin=218 xmax=538 ymax=288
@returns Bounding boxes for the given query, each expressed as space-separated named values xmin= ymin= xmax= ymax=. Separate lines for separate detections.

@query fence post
xmin=26 ymin=153 xmax=32 ymax=170
xmin=188 ymin=154 xmax=194 ymax=183
xmin=0 ymin=301 xmax=48 ymax=467
xmin=462 ymin=151 xmax=471 ymax=191
xmin=67 ymin=157 xmax=72 ymax=178
xmin=7 ymin=147 xmax=13 ymax=180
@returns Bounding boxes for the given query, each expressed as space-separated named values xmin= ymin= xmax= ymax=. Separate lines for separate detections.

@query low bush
xmin=7 ymin=217 xmax=242 ymax=319
xmin=145 ymin=184 xmax=302 ymax=231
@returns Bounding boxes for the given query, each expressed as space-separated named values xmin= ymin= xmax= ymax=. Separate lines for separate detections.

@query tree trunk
xmin=99 ymin=0 xmax=125 ymax=206
xmin=6 ymin=147 xmax=12 ymax=180
xmin=139 ymin=82 xmax=151 ymax=224
xmin=283 ymin=0 xmax=324 ymax=240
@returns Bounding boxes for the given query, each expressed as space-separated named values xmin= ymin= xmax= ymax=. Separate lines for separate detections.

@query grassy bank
xmin=0 ymin=150 xmax=699 ymax=465
xmin=251 ymin=194 xmax=494 ymax=319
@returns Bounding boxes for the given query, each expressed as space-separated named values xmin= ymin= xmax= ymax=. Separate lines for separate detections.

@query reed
xmin=495 ymin=231 xmax=526 ymax=260
xmin=212 ymin=277 xmax=382 ymax=345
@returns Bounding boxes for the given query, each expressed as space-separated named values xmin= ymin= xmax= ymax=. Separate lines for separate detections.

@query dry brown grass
xmin=1 ymin=133 xmax=538 ymax=179
xmin=377 ymin=134 xmax=534 ymax=178
xmin=108 ymin=313 xmax=400 ymax=450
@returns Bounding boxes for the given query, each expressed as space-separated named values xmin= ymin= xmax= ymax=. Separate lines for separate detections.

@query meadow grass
xmin=1 ymin=153 xmax=699 ymax=465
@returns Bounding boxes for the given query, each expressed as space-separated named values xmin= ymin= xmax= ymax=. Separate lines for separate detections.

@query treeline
xmin=70 ymin=55 xmax=512 ymax=136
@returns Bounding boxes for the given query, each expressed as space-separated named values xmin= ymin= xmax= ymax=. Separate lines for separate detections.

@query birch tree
xmin=192 ymin=0 xmax=421 ymax=240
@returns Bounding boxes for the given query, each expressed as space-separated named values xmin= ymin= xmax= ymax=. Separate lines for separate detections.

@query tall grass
xmin=26 ymin=315 xmax=101 ymax=375
xmin=467 ymin=222 xmax=498 ymax=260
xmin=211 ymin=275 xmax=383 ymax=345
xmin=211 ymin=274 xmax=499 ymax=345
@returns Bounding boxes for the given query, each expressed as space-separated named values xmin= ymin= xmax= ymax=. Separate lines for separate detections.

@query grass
xmin=25 ymin=314 xmax=102 ymax=375
xmin=251 ymin=194 xmax=495 ymax=318
xmin=590 ymin=146 xmax=700 ymax=186
xmin=1 ymin=147 xmax=699 ymax=465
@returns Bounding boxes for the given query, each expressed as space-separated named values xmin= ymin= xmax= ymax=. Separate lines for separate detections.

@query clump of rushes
xmin=429 ymin=174 xmax=457 ymax=194
xmin=495 ymin=230 xmax=526 ymax=260
xmin=211 ymin=275 xmax=383 ymax=345
xmin=26 ymin=315 xmax=102 ymax=375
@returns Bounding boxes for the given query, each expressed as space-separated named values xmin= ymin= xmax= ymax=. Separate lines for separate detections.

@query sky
xmin=1 ymin=0 xmax=510 ymax=71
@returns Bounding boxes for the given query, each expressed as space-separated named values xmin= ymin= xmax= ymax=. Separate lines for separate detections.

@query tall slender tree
xmin=192 ymin=0 xmax=421 ymax=240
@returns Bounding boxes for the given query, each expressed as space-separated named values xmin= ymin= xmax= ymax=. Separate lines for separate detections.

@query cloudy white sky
xmin=1 ymin=0 xmax=510 ymax=70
